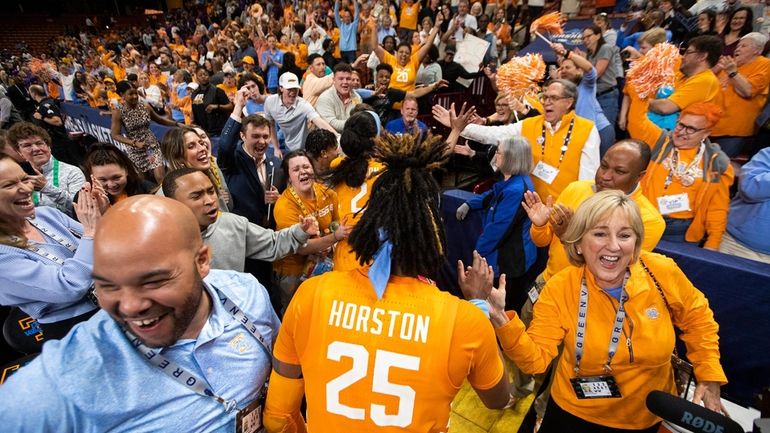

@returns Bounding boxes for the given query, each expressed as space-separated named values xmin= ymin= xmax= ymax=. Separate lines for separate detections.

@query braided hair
xmin=324 ymin=112 xmax=378 ymax=188
xmin=348 ymin=133 xmax=450 ymax=277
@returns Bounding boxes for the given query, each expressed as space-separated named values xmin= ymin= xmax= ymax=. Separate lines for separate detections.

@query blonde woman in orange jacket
xmin=483 ymin=190 xmax=727 ymax=433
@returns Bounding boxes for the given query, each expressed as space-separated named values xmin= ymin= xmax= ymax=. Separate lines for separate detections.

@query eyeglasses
xmin=674 ymin=121 xmax=706 ymax=135
xmin=541 ymin=94 xmax=571 ymax=103
xmin=17 ymin=140 xmax=49 ymax=149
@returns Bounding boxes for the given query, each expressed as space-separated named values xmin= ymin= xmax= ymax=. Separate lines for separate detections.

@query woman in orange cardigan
xmin=627 ymin=97 xmax=734 ymax=249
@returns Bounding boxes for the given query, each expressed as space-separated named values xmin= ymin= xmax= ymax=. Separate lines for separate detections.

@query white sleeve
xmin=579 ymin=126 xmax=601 ymax=181
xmin=460 ymin=122 xmax=522 ymax=145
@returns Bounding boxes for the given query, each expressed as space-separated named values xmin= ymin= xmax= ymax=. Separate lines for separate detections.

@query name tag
xmin=657 ymin=193 xmax=690 ymax=215
xmin=235 ymin=398 xmax=263 ymax=433
xmin=532 ymin=161 xmax=559 ymax=185
xmin=528 ymin=286 xmax=540 ymax=304
xmin=570 ymin=375 xmax=622 ymax=399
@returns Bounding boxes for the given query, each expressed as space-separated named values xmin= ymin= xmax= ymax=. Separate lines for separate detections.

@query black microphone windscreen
xmin=646 ymin=390 xmax=744 ymax=433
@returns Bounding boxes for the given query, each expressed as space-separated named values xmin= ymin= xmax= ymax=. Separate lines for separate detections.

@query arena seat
xmin=2 ymin=308 xmax=45 ymax=355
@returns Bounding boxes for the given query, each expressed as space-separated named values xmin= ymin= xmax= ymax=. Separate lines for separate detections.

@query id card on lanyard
xmin=33 ymin=158 xmax=59 ymax=206
xmin=531 ymin=119 xmax=574 ymax=185
xmin=570 ymin=272 xmax=630 ymax=399
xmin=124 ymin=287 xmax=271 ymax=432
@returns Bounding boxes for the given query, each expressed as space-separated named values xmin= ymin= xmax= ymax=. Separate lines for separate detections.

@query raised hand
xmin=432 ymin=103 xmax=451 ymax=127
xmin=449 ymin=102 xmax=476 ymax=132
xmin=521 ymin=190 xmax=553 ymax=227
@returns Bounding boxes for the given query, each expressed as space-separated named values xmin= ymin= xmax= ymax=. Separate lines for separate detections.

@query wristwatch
xmin=728 ymin=71 xmax=738 ymax=79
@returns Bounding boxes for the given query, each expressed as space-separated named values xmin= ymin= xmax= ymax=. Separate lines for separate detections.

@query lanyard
xmin=287 ymin=184 xmax=316 ymax=218
xmin=663 ymin=143 xmax=704 ymax=189
xmin=574 ymin=272 xmax=630 ymax=375
xmin=33 ymin=158 xmax=59 ymax=206
xmin=124 ymin=286 xmax=272 ymax=413
xmin=23 ymin=216 xmax=79 ymax=265
xmin=538 ymin=118 xmax=575 ymax=168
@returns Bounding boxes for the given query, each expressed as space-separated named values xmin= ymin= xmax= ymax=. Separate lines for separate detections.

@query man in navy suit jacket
xmin=218 ymin=91 xmax=286 ymax=306
xmin=218 ymin=97 xmax=285 ymax=229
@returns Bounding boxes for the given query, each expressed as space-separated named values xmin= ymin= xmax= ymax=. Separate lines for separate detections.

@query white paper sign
xmin=454 ymin=34 xmax=490 ymax=88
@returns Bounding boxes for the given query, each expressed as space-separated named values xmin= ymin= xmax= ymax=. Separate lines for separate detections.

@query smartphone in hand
xmin=20 ymin=161 xmax=37 ymax=175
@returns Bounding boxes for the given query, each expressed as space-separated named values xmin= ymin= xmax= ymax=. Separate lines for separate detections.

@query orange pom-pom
xmin=27 ymin=58 xmax=46 ymax=75
xmin=496 ymin=53 xmax=547 ymax=99
xmin=530 ymin=12 xmax=563 ymax=36
xmin=626 ymin=43 xmax=681 ymax=100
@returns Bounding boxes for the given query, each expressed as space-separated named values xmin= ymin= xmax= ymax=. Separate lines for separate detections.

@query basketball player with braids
xmin=324 ymin=111 xmax=385 ymax=271
xmin=263 ymin=133 xmax=510 ymax=433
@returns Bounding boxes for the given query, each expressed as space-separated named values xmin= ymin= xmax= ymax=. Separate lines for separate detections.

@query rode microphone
xmin=646 ymin=390 xmax=744 ymax=433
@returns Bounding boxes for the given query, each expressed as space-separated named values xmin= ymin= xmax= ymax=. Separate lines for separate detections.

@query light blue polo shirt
xmin=0 ymin=269 xmax=279 ymax=433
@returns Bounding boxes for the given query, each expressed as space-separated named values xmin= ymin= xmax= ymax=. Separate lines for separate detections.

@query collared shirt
xmin=38 ymin=156 xmax=86 ymax=216
xmin=385 ymin=117 xmax=428 ymax=134
xmin=0 ymin=206 xmax=95 ymax=323
xmin=253 ymin=153 xmax=267 ymax=188
xmin=461 ymin=112 xmax=601 ymax=184
xmin=315 ymin=86 xmax=362 ymax=133
xmin=0 ymin=269 xmax=279 ymax=433
xmin=263 ymin=94 xmax=320 ymax=151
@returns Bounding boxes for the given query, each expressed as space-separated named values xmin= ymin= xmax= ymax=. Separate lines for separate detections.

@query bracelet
xmin=728 ymin=71 xmax=738 ymax=79
xmin=332 ymin=231 xmax=340 ymax=241
xmin=563 ymin=49 xmax=571 ymax=59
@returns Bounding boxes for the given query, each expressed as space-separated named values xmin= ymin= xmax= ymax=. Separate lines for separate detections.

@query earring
xmin=577 ymin=248 xmax=582 ymax=255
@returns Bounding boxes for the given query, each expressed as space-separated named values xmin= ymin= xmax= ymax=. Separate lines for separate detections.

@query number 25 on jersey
xmin=326 ymin=341 xmax=420 ymax=427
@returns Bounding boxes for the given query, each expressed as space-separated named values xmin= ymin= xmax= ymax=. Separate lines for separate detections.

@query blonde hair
xmin=561 ymin=190 xmax=644 ymax=266
xmin=638 ymin=28 xmax=667 ymax=47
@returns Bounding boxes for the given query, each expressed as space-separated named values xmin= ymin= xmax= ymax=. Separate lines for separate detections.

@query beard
xmin=136 ymin=275 xmax=208 ymax=349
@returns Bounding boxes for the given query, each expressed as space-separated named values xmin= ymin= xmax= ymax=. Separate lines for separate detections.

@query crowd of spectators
xmin=0 ymin=0 xmax=769 ymax=431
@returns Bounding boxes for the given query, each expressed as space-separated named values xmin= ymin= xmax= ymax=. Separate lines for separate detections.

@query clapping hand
xmin=74 ymin=183 xmax=102 ymax=237
xmin=89 ymin=175 xmax=110 ymax=214
xmin=457 ymin=250 xmax=494 ymax=301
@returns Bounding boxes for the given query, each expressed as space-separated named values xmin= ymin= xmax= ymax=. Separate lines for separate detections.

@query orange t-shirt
xmin=383 ymin=51 xmax=421 ymax=92
xmin=331 ymin=159 xmax=385 ymax=271
xmin=669 ymin=69 xmax=722 ymax=111
xmin=274 ymin=184 xmax=339 ymax=276
xmin=274 ymin=269 xmax=505 ymax=432
xmin=712 ymin=56 xmax=770 ymax=137
xmin=399 ymin=2 xmax=420 ymax=30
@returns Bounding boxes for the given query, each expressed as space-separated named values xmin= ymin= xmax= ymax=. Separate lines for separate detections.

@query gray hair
xmin=741 ymin=32 xmax=768 ymax=52
xmin=497 ymin=136 xmax=533 ymax=175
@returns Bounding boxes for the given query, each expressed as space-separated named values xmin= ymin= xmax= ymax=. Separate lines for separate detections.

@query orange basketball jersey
xmin=274 ymin=269 xmax=504 ymax=433
xmin=331 ymin=160 xmax=385 ymax=271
